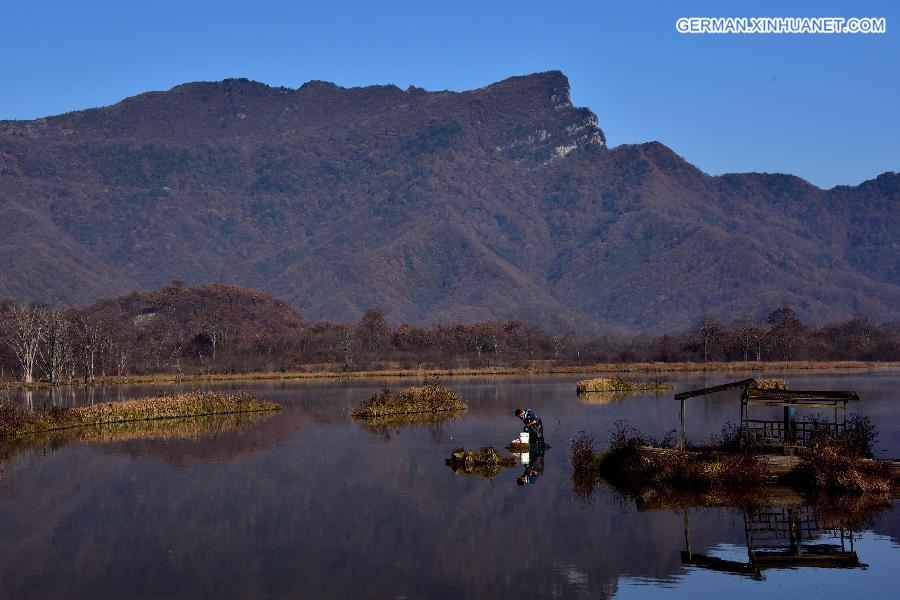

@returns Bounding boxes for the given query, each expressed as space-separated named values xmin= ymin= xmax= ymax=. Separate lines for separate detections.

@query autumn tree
xmin=391 ymin=323 xmax=432 ymax=354
xmin=766 ymin=307 xmax=804 ymax=360
xmin=355 ymin=309 xmax=390 ymax=355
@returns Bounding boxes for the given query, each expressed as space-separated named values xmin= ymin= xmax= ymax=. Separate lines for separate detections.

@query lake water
xmin=1 ymin=371 xmax=898 ymax=599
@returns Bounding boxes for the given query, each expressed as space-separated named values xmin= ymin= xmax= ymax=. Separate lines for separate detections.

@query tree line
xmin=1 ymin=283 xmax=897 ymax=385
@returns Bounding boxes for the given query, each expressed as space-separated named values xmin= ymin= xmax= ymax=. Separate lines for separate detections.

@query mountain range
xmin=1 ymin=70 xmax=897 ymax=331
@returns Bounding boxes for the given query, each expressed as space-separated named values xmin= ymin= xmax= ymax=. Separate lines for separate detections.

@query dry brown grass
xmin=577 ymin=377 xmax=674 ymax=393
xmin=791 ymin=417 xmax=893 ymax=494
xmin=753 ymin=378 xmax=789 ymax=390
xmin=571 ymin=423 xmax=767 ymax=502
xmin=0 ymin=407 xmax=278 ymax=477
xmin=0 ymin=392 xmax=279 ymax=438
xmin=445 ymin=446 xmax=517 ymax=478
xmin=351 ymin=377 xmax=466 ymax=418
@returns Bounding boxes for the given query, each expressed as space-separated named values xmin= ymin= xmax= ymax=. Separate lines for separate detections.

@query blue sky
xmin=3 ymin=0 xmax=897 ymax=188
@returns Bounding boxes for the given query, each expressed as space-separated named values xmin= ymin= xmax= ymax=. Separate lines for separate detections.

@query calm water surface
xmin=1 ymin=371 xmax=898 ymax=599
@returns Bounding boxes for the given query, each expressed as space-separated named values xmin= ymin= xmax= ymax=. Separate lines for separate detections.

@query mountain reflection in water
xmin=0 ymin=373 xmax=898 ymax=599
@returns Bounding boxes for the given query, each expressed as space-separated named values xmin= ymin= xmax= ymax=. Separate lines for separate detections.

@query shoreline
xmin=1 ymin=360 xmax=898 ymax=391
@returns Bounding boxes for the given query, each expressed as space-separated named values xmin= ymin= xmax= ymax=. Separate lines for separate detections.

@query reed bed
xmin=73 ymin=412 xmax=273 ymax=443
xmin=577 ymin=377 xmax=674 ymax=393
xmin=351 ymin=377 xmax=466 ymax=418
xmin=3 ymin=412 xmax=272 ymax=453
xmin=0 ymin=391 xmax=280 ymax=438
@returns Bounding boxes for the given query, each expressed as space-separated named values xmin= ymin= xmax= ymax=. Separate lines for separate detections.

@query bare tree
xmin=692 ymin=316 xmax=726 ymax=363
xmin=336 ymin=325 xmax=354 ymax=371
xmin=733 ymin=316 xmax=766 ymax=362
xmin=4 ymin=304 xmax=47 ymax=384
xmin=114 ymin=341 xmax=129 ymax=376
xmin=73 ymin=312 xmax=104 ymax=384
xmin=472 ymin=331 xmax=484 ymax=365
xmin=41 ymin=308 xmax=72 ymax=384
xmin=200 ymin=309 xmax=228 ymax=360
xmin=551 ymin=331 xmax=573 ymax=359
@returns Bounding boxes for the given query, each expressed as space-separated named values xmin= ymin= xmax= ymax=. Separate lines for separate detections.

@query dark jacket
xmin=519 ymin=408 xmax=544 ymax=442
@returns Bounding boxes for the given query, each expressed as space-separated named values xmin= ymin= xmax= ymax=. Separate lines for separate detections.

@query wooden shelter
xmin=673 ymin=378 xmax=858 ymax=452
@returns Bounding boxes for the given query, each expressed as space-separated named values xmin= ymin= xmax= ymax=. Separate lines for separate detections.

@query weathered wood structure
xmin=680 ymin=506 xmax=866 ymax=580
xmin=674 ymin=379 xmax=756 ymax=449
xmin=740 ymin=387 xmax=857 ymax=452
xmin=673 ymin=378 xmax=858 ymax=452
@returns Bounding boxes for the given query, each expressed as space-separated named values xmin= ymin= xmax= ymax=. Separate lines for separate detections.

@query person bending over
xmin=514 ymin=408 xmax=544 ymax=445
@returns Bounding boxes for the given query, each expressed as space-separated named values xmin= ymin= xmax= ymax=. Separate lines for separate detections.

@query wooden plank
xmin=757 ymin=454 xmax=801 ymax=476
xmin=754 ymin=550 xmax=862 ymax=570
xmin=680 ymin=552 xmax=759 ymax=576
xmin=745 ymin=401 xmax=852 ymax=408
xmin=745 ymin=389 xmax=859 ymax=402
xmin=675 ymin=378 xmax=757 ymax=400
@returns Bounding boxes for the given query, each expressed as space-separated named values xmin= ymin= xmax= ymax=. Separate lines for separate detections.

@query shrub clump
xmin=688 ymin=422 xmax=743 ymax=452
xmin=570 ymin=431 xmax=604 ymax=499
xmin=576 ymin=377 xmax=674 ymax=393
xmin=792 ymin=415 xmax=892 ymax=494
xmin=445 ymin=446 xmax=517 ymax=477
xmin=0 ymin=392 xmax=278 ymax=438
xmin=571 ymin=421 xmax=766 ymax=496
xmin=352 ymin=376 xmax=466 ymax=418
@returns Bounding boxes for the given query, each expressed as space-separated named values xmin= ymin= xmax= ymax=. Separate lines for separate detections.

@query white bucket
xmin=519 ymin=432 xmax=530 ymax=444
xmin=520 ymin=452 xmax=530 ymax=465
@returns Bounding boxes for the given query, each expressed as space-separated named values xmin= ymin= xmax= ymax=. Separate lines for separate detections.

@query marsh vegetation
xmin=0 ymin=391 xmax=279 ymax=439
xmin=445 ymin=446 xmax=518 ymax=477
xmin=351 ymin=376 xmax=466 ymax=418
xmin=571 ymin=417 xmax=895 ymax=501
xmin=576 ymin=377 xmax=674 ymax=393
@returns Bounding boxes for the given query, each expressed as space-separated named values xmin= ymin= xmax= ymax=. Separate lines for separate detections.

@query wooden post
xmin=683 ymin=510 xmax=692 ymax=559
xmin=783 ymin=401 xmax=797 ymax=454
xmin=679 ymin=397 xmax=686 ymax=450
xmin=787 ymin=508 xmax=800 ymax=554
xmin=740 ymin=389 xmax=747 ymax=451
